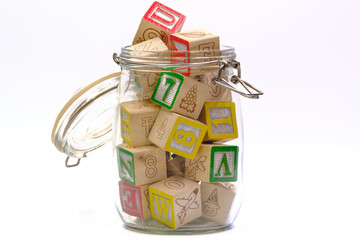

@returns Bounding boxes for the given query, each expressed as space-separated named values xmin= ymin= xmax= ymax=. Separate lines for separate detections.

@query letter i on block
xmin=120 ymin=99 xmax=160 ymax=147
xmin=149 ymin=175 xmax=202 ymax=229
xmin=199 ymin=102 xmax=238 ymax=141
xmin=151 ymin=72 xmax=209 ymax=119
xmin=184 ymin=144 xmax=239 ymax=182
xmin=116 ymin=144 xmax=167 ymax=186
xmin=133 ymin=1 xmax=186 ymax=48
xmin=148 ymin=108 xmax=207 ymax=159
xmin=119 ymin=181 xmax=151 ymax=219
xmin=201 ymin=182 xmax=237 ymax=225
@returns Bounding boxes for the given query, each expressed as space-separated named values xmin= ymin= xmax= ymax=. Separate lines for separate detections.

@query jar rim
xmin=117 ymin=45 xmax=236 ymax=68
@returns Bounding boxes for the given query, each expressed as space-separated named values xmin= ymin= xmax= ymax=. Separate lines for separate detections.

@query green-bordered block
xmin=151 ymin=72 xmax=209 ymax=119
xmin=151 ymin=72 xmax=184 ymax=109
xmin=117 ymin=146 xmax=135 ymax=185
xmin=210 ymin=146 xmax=238 ymax=182
xmin=116 ymin=144 xmax=167 ymax=186
xmin=184 ymin=144 xmax=239 ymax=182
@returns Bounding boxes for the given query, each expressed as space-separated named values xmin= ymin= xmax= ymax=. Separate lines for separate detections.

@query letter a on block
xmin=149 ymin=187 xmax=175 ymax=228
xmin=210 ymin=146 xmax=239 ymax=182
xmin=215 ymin=154 xmax=232 ymax=177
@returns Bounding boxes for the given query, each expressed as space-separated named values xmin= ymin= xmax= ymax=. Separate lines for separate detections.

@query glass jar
xmin=51 ymin=45 xmax=262 ymax=234
xmin=111 ymin=46 xmax=261 ymax=234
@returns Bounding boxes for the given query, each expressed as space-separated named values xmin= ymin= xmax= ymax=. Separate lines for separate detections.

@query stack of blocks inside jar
xmin=117 ymin=1 xmax=239 ymax=229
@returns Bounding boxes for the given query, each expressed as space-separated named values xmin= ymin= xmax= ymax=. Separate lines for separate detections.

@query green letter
xmin=215 ymin=154 xmax=232 ymax=176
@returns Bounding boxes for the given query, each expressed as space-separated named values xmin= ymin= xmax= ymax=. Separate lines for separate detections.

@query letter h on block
xmin=133 ymin=1 xmax=186 ymax=48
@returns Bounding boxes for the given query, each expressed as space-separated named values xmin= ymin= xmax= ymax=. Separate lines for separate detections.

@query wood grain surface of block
xmin=201 ymin=182 xmax=237 ymax=225
xmin=184 ymin=143 xmax=239 ymax=182
xmin=133 ymin=1 xmax=186 ymax=48
xmin=128 ymin=38 xmax=168 ymax=95
xmin=170 ymin=29 xmax=220 ymax=76
xmin=148 ymin=108 xmax=207 ymax=159
xmin=116 ymin=144 xmax=167 ymax=186
xmin=198 ymin=70 xmax=233 ymax=102
xmin=149 ymin=175 xmax=201 ymax=229
xmin=120 ymin=99 xmax=160 ymax=147
xmin=128 ymin=37 xmax=168 ymax=53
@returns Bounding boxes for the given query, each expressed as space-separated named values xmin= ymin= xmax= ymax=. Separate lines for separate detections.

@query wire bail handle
xmin=213 ymin=60 xmax=263 ymax=99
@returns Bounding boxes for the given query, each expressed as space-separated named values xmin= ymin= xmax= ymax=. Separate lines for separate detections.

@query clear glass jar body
xmin=113 ymin=46 xmax=243 ymax=234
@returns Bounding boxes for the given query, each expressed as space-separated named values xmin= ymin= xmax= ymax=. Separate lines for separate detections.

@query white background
xmin=1 ymin=0 xmax=359 ymax=239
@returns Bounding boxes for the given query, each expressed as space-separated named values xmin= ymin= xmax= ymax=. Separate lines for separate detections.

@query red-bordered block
xmin=170 ymin=35 xmax=191 ymax=75
xmin=119 ymin=181 xmax=149 ymax=219
xmin=144 ymin=1 xmax=186 ymax=33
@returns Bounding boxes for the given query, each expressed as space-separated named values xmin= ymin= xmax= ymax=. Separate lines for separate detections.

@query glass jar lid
xmin=51 ymin=72 xmax=121 ymax=167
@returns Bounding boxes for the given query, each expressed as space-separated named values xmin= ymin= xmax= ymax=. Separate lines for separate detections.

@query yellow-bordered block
xmin=149 ymin=187 xmax=176 ymax=229
xmin=120 ymin=106 xmax=132 ymax=144
xmin=120 ymin=99 xmax=161 ymax=147
xmin=149 ymin=175 xmax=202 ymax=229
xmin=148 ymin=109 xmax=207 ymax=159
xmin=165 ymin=117 xmax=207 ymax=159
xmin=199 ymin=102 xmax=238 ymax=141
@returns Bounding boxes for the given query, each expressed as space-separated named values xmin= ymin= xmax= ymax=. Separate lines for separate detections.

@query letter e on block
xmin=118 ymin=181 xmax=151 ymax=219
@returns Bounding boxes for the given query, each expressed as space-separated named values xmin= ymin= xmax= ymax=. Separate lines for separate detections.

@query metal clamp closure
xmin=213 ymin=60 xmax=263 ymax=99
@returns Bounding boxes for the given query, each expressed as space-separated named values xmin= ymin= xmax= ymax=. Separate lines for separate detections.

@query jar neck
xmin=117 ymin=45 xmax=236 ymax=71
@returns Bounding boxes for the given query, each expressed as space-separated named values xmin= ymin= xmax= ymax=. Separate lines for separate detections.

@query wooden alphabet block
xmin=116 ymin=144 xmax=167 ymax=186
xmin=148 ymin=108 xmax=207 ymax=159
xmin=167 ymin=155 xmax=185 ymax=177
xmin=199 ymin=102 xmax=238 ymax=141
xmin=128 ymin=37 xmax=168 ymax=53
xmin=133 ymin=1 xmax=186 ymax=48
xmin=170 ymin=29 xmax=220 ymax=76
xmin=136 ymin=72 xmax=160 ymax=99
xmin=118 ymin=181 xmax=151 ymax=219
xmin=151 ymin=72 xmax=209 ymax=119
xmin=199 ymin=71 xmax=232 ymax=102
xmin=201 ymin=182 xmax=237 ymax=225
xmin=149 ymin=175 xmax=202 ymax=229
xmin=120 ymin=99 xmax=160 ymax=147
xmin=184 ymin=143 xmax=239 ymax=182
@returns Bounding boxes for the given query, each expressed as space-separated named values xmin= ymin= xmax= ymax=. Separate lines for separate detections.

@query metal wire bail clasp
xmin=213 ymin=60 xmax=263 ymax=99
